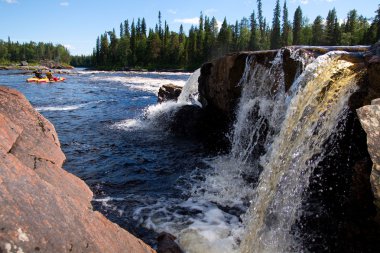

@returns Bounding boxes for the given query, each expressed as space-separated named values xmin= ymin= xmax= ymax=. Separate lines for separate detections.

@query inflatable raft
xmin=27 ymin=77 xmax=66 ymax=83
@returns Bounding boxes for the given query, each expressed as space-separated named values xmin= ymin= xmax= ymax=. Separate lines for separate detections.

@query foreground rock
xmin=357 ymin=98 xmax=380 ymax=222
xmin=158 ymin=84 xmax=183 ymax=103
xmin=0 ymin=86 xmax=155 ymax=253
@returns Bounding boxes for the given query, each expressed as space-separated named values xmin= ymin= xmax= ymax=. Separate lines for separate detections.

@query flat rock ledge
xmin=357 ymin=98 xmax=380 ymax=223
xmin=0 ymin=86 xmax=155 ymax=253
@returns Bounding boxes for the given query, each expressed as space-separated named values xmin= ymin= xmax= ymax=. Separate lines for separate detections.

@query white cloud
xmin=168 ymin=9 xmax=177 ymax=15
xmin=300 ymin=0 xmax=309 ymax=4
xmin=3 ymin=0 xmax=18 ymax=4
xmin=204 ymin=8 xmax=218 ymax=16
xmin=60 ymin=2 xmax=69 ymax=7
xmin=174 ymin=17 xmax=199 ymax=25
xmin=64 ymin=44 xmax=75 ymax=50
xmin=217 ymin=20 xmax=223 ymax=29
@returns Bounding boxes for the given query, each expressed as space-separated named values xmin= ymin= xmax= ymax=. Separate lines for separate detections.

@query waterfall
xmin=178 ymin=68 xmax=202 ymax=106
xmin=175 ymin=48 xmax=365 ymax=253
xmin=176 ymin=49 xmax=313 ymax=253
xmin=239 ymin=51 xmax=363 ymax=252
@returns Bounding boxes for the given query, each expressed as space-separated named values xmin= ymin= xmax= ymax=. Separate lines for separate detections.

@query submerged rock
xmin=0 ymin=86 xmax=155 ymax=253
xmin=157 ymin=232 xmax=184 ymax=253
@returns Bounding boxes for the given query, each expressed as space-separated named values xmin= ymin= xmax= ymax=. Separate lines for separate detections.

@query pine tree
xmin=239 ymin=18 xmax=250 ymax=50
xmin=281 ymin=0 xmax=291 ymax=46
xmin=95 ymin=36 xmax=100 ymax=65
xmin=197 ymin=12 xmax=205 ymax=61
xmin=141 ymin=18 xmax=147 ymax=37
xmin=120 ymin=22 xmax=124 ymax=38
xmin=311 ymin=15 xmax=324 ymax=45
xmin=147 ymin=29 xmax=161 ymax=65
xmin=124 ymin=20 xmax=130 ymax=38
xmin=375 ymin=4 xmax=380 ymax=41
xmin=300 ymin=18 xmax=312 ymax=45
xmin=249 ymin=10 xmax=259 ymax=50
xmin=211 ymin=17 xmax=219 ymax=38
xmin=218 ymin=18 xmax=232 ymax=56
xmin=326 ymin=8 xmax=338 ymax=45
xmin=257 ymin=0 xmax=265 ymax=48
xmin=108 ymin=29 xmax=118 ymax=64
xmin=293 ymin=6 xmax=303 ymax=45
xmin=333 ymin=16 xmax=341 ymax=45
xmin=233 ymin=20 xmax=239 ymax=50
xmin=270 ymin=0 xmax=281 ymax=49
xmin=129 ymin=20 xmax=137 ymax=65
xmin=187 ymin=26 xmax=198 ymax=67
xmin=158 ymin=11 xmax=163 ymax=40
xmin=99 ymin=33 xmax=109 ymax=66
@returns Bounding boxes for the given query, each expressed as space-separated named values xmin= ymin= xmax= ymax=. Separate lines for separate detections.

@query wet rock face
xmin=198 ymin=52 xmax=248 ymax=117
xmin=357 ymin=98 xmax=380 ymax=222
xmin=157 ymin=232 xmax=184 ymax=253
xmin=0 ymin=86 xmax=155 ymax=253
xmin=158 ymin=84 xmax=183 ymax=103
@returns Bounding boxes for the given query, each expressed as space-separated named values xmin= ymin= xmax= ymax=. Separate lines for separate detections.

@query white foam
xmin=35 ymin=100 xmax=113 ymax=112
xmin=111 ymin=119 xmax=144 ymax=131
xmin=178 ymin=68 xmax=201 ymax=106
xmin=36 ymin=104 xmax=86 ymax=111
xmin=89 ymin=74 xmax=188 ymax=94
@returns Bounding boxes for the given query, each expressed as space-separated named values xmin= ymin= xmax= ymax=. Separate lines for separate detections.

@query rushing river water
xmin=0 ymin=69 xmax=244 ymax=252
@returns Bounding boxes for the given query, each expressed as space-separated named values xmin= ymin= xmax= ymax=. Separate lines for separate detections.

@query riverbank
xmin=0 ymin=61 xmax=73 ymax=71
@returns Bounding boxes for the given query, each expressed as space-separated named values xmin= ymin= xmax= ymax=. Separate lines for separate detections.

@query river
xmin=0 ymin=69 xmax=244 ymax=252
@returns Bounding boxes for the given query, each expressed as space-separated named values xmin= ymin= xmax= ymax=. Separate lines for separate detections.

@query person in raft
xmin=33 ymin=69 xmax=43 ymax=79
xmin=46 ymin=70 xmax=59 ymax=81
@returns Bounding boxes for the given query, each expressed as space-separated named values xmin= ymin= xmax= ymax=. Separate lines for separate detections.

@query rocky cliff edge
xmin=0 ymin=86 xmax=155 ymax=253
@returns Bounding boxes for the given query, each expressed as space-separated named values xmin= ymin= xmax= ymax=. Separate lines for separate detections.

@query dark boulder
xmin=170 ymin=105 xmax=231 ymax=151
xmin=157 ymin=232 xmax=183 ymax=253
xmin=158 ymin=84 xmax=183 ymax=103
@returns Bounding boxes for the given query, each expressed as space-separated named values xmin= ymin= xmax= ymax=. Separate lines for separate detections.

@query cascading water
xmin=238 ymin=51 xmax=364 ymax=252
xmin=178 ymin=68 xmax=202 ymax=106
xmin=176 ymin=48 xmax=313 ymax=253
xmin=175 ymin=48 xmax=366 ymax=253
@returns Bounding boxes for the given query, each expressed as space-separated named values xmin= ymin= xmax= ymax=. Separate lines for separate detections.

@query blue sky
xmin=0 ymin=0 xmax=377 ymax=55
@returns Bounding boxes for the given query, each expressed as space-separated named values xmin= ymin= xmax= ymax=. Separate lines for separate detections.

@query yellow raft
xmin=26 ymin=77 xmax=66 ymax=83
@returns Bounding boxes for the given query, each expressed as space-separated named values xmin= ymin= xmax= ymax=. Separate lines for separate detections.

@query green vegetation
xmin=2 ymin=2 xmax=379 ymax=70
xmin=0 ymin=38 xmax=71 ymax=66
xmin=90 ymin=1 xmax=380 ymax=71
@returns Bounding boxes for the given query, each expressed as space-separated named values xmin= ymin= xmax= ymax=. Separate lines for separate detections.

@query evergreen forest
xmin=0 ymin=38 xmax=71 ymax=65
xmin=90 ymin=1 xmax=380 ymax=70
xmin=2 ymin=1 xmax=380 ymax=70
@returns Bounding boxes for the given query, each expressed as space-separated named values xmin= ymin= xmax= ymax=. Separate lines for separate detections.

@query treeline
xmin=88 ymin=0 xmax=380 ymax=70
xmin=70 ymin=55 xmax=93 ymax=67
xmin=0 ymin=38 xmax=71 ymax=65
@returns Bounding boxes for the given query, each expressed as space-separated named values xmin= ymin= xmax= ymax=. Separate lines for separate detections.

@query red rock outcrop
xmin=0 ymin=86 xmax=155 ymax=253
